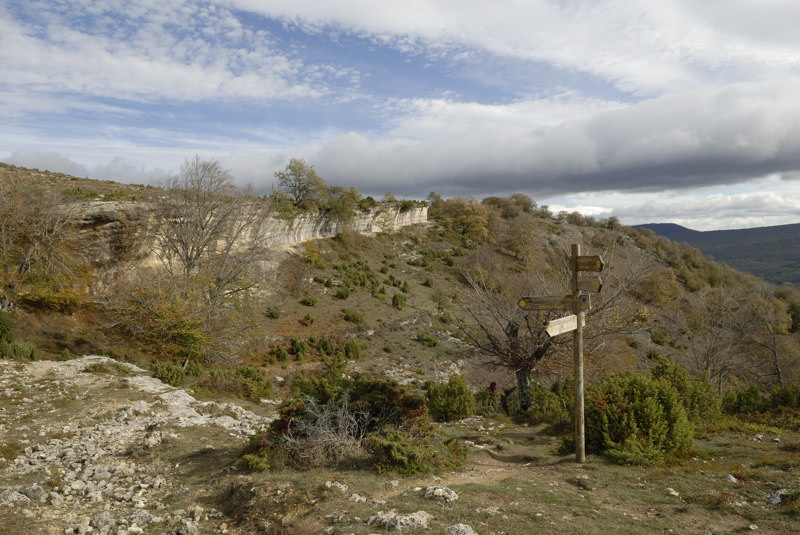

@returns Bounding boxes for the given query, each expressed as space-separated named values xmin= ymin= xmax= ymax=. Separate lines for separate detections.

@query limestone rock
xmin=447 ymin=524 xmax=479 ymax=535
xmin=368 ymin=510 xmax=433 ymax=531
xmin=424 ymin=485 xmax=459 ymax=503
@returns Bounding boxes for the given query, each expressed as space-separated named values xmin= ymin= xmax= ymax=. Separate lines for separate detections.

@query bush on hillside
xmin=585 ymin=373 xmax=694 ymax=466
xmin=650 ymin=357 xmax=721 ymax=425
xmin=426 ymin=374 xmax=476 ymax=422
xmin=0 ymin=311 xmax=13 ymax=344
xmin=194 ymin=365 xmax=274 ymax=402
xmin=0 ymin=339 xmax=36 ymax=360
xmin=152 ymin=361 xmax=186 ymax=387
xmin=523 ymin=380 xmax=571 ymax=427
xmin=240 ymin=356 xmax=460 ymax=474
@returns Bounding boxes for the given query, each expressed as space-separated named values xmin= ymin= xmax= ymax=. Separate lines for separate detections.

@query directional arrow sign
xmin=577 ymin=274 xmax=603 ymax=293
xmin=518 ymin=295 xmax=572 ymax=311
xmin=546 ymin=314 xmax=585 ymax=337
xmin=576 ymin=255 xmax=605 ymax=272
xmin=518 ymin=294 xmax=590 ymax=311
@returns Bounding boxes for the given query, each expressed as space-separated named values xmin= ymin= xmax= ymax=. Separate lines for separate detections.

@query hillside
xmin=3 ymin=355 xmax=800 ymax=534
xmin=3 ymin=163 xmax=800 ymax=533
xmin=635 ymin=222 xmax=800 ymax=288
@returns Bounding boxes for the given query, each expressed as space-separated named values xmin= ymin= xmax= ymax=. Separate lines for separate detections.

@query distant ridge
xmin=634 ymin=222 xmax=800 ymax=289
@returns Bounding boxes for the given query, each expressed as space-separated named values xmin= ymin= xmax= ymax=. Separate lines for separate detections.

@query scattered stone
xmin=173 ymin=519 xmax=200 ymax=535
xmin=90 ymin=512 xmax=115 ymax=535
xmin=20 ymin=483 xmax=46 ymax=502
xmin=569 ymin=475 xmax=593 ymax=491
xmin=424 ymin=486 xmax=459 ymax=502
xmin=326 ymin=481 xmax=349 ymax=492
xmin=447 ymin=524 xmax=479 ymax=535
xmin=368 ymin=510 xmax=433 ymax=531
xmin=349 ymin=493 xmax=367 ymax=502
xmin=769 ymin=490 xmax=786 ymax=505
xmin=1 ymin=490 xmax=31 ymax=505
xmin=723 ymin=474 xmax=739 ymax=484
xmin=667 ymin=488 xmax=681 ymax=498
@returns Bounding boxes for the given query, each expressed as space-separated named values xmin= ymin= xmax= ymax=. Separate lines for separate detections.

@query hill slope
xmin=635 ymin=222 xmax=800 ymax=288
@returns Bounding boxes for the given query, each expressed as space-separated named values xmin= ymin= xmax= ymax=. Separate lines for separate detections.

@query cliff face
xmin=70 ymin=201 xmax=428 ymax=269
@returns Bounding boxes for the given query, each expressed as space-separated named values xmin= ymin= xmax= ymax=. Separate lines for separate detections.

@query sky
xmin=2 ymin=0 xmax=800 ymax=231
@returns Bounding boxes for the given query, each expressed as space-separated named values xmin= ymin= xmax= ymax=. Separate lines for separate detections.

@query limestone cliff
xmin=69 ymin=201 xmax=428 ymax=269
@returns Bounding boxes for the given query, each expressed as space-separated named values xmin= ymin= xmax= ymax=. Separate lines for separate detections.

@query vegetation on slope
xmin=3 ymin=158 xmax=800 ymax=469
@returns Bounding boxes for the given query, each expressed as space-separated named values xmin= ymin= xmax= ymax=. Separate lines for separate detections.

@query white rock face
xmin=70 ymin=201 xmax=428 ymax=270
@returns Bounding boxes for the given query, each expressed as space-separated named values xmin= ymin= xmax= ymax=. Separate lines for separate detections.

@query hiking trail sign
xmin=517 ymin=245 xmax=605 ymax=464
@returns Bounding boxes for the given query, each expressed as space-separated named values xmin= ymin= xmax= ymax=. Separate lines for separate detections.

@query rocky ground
xmin=0 ymin=357 xmax=487 ymax=535
xmin=0 ymin=356 xmax=273 ymax=535
xmin=3 ymin=356 xmax=800 ymax=535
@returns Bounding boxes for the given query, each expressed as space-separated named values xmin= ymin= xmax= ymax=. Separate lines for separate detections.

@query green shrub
xmin=334 ymin=287 xmax=351 ymax=300
xmin=194 ymin=365 xmax=274 ymax=402
xmin=722 ymin=385 xmax=770 ymax=414
xmin=769 ymin=383 xmax=800 ymax=410
xmin=585 ymin=373 xmax=694 ymax=466
xmin=0 ymin=311 xmax=13 ymax=344
xmin=56 ymin=348 xmax=75 ymax=361
xmin=300 ymin=314 xmax=315 ymax=326
xmin=365 ymin=430 xmax=466 ymax=475
xmin=342 ymin=308 xmax=365 ymax=324
xmin=415 ymin=333 xmax=438 ymax=347
xmin=342 ymin=339 xmax=362 ymax=360
xmin=392 ymin=293 xmax=406 ymax=310
xmin=247 ymin=372 xmax=435 ymax=472
xmin=290 ymin=338 xmax=308 ymax=359
xmin=265 ymin=307 xmax=281 ymax=319
xmin=237 ymin=453 xmax=270 ymax=472
xmin=427 ymin=374 xmax=476 ymax=422
xmin=184 ymin=359 xmax=205 ymax=377
xmin=474 ymin=390 xmax=500 ymax=417
xmin=317 ymin=336 xmax=336 ymax=356
xmin=0 ymin=340 xmax=36 ymax=360
xmin=300 ymin=296 xmax=317 ymax=307
xmin=274 ymin=346 xmax=290 ymax=362
xmin=524 ymin=381 xmax=570 ymax=426
xmin=365 ymin=429 xmax=434 ymax=475
xmin=650 ymin=358 xmax=721 ymax=425
xmin=152 ymin=361 xmax=186 ymax=387
xmin=423 ymin=277 xmax=433 ymax=287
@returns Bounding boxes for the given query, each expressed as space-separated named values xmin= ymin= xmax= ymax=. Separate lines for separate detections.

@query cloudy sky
xmin=3 ymin=0 xmax=800 ymax=230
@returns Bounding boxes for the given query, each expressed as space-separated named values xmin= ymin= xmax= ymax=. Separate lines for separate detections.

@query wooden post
xmin=572 ymin=244 xmax=586 ymax=464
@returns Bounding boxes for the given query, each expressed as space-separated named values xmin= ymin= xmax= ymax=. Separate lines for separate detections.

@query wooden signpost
xmin=545 ymin=314 xmax=579 ymax=337
xmin=518 ymin=244 xmax=604 ymax=464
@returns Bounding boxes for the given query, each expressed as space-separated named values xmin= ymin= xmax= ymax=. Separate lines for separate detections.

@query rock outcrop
xmin=69 ymin=201 xmax=428 ymax=270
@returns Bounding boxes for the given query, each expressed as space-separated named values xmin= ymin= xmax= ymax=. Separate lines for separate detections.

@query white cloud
xmin=6 ymin=150 xmax=89 ymax=177
xmin=227 ymin=0 xmax=800 ymax=96
xmin=310 ymin=79 xmax=800 ymax=198
xmin=0 ymin=1 xmax=344 ymax=110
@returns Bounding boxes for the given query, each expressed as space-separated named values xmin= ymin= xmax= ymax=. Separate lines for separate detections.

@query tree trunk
xmin=516 ymin=368 xmax=532 ymax=410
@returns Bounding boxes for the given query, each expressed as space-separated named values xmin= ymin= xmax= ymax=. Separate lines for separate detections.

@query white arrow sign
xmin=545 ymin=314 xmax=585 ymax=337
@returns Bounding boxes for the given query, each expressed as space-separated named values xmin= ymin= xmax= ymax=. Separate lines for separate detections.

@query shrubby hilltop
xmin=3 ymin=160 xmax=800 ymax=534
xmin=636 ymin=222 xmax=800 ymax=289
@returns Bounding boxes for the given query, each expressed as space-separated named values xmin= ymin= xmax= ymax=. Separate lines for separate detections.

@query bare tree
xmin=738 ymin=285 xmax=793 ymax=387
xmin=0 ymin=174 xmax=80 ymax=299
xmin=672 ymin=288 xmax=741 ymax=392
xmin=457 ymin=246 xmax=568 ymax=410
xmin=457 ymin=236 xmax=652 ymax=410
xmin=154 ymin=156 xmax=269 ymax=309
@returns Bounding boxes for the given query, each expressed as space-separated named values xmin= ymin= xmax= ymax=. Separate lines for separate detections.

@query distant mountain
xmin=634 ymin=222 xmax=800 ymax=289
